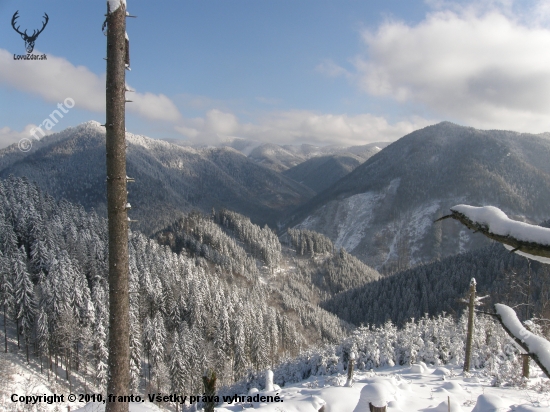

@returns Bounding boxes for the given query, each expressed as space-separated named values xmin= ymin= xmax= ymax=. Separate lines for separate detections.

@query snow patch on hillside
xmin=240 ymin=141 xmax=263 ymax=156
xmin=311 ymin=178 xmax=402 ymax=254
xmin=333 ymin=191 xmax=385 ymax=252
xmin=408 ymin=200 xmax=441 ymax=263
xmin=459 ymin=229 xmax=470 ymax=254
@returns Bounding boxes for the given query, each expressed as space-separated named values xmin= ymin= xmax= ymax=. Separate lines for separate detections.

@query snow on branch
xmin=436 ymin=205 xmax=550 ymax=263
xmin=494 ymin=303 xmax=550 ymax=378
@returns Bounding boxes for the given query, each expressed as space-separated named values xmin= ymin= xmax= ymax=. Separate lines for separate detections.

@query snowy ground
xmin=3 ymin=348 xmax=550 ymax=411
xmin=214 ymin=364 xmax=550 ymax=412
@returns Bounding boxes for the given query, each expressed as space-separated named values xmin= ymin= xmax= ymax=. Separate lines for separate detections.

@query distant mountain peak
xmin=292 ymin=124 xmax=550 ymax=270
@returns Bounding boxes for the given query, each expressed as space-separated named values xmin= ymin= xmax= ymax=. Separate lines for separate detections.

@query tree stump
xmin=522 ymin=354 xmax=530 ymax=378
xmin=202 ymin=369 xmax=216 ymax=412
xmin=369 ymin=403 xmax=386 ymax=412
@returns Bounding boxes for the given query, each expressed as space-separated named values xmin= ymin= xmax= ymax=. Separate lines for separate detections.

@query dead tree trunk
xmin=463 ymin=278 xmax=476 ymax=372
xmin=105 ymin=1 xmax=130 ymax=412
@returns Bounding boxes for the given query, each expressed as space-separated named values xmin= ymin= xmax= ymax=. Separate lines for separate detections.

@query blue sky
xmin=1 ymin=0 xmax=550 ymax=148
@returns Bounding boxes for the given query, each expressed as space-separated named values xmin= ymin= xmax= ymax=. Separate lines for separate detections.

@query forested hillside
xmin=0 ymin=122 xmax=314 ymax=235
xmin=283 ymin=154 xmax=364 ymax=194
xmin=323 ymin=241 xmax=550 ymax=327
xmin=155 ymin=211 xmax=382 ymax=302
xmin=0 ymin=177 xmax=545 ymax=411
xmin=0 ymin=176 xmax=349 ymax=397
xmin=291 ymin=122 xmax=550 ymax=271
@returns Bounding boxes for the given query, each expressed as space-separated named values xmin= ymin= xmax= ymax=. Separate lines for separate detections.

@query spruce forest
xmin=2 ymin=165 xmax=550 ymax=411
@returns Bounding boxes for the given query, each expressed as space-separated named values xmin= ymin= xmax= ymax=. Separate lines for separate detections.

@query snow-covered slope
xmin=0 ymin=121 xmax=314 ymax=234
xmin=291 ymin=122 xmax=550 ymax=271
xmin=214 ymin=366 xmax=550 ymax=412
xmin=69 ymin=366 xmax=550 ymax=411
xmin=244 ymin=141 xmax=388 ymax=173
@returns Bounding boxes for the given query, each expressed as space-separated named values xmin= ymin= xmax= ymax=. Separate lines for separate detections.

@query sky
xmin=1 ymin=0 xmax=550 ymax=149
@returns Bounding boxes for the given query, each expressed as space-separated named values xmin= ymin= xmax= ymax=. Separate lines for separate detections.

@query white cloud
xmin=0 ymin=49 xmax=105 ymax=112
xmin=130 ymin=91 xmax=181 ymax=122
xmin=0 ymin=124 xmax=51 ymax=150
xmin=351 ymin=5 xmax=550 ymax=132
xmin=175 ymin=109 xmax=432 ymax=146
xmin=204 ymin=109 xmax=239 ymax=135
xmin=0 ymin=49 xmax=180 ymax=122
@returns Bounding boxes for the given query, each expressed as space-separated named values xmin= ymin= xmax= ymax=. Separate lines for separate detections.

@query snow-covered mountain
xmin=289 ymin=122 xmax=550 ymax=272
xmin=283 ymin=153 xmax=365 ymax=194
xmin=217 ymin=138 xmax=388 ymax=172
xmin=2 ymin=164 xmax=550 ymax=412
xmin=0 ymin=121 xmax=315 ymax=235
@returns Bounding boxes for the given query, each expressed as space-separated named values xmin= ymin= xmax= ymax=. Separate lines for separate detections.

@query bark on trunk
xmin=105 ymin=2 xmax=130 ymax=412
xmin=463 ymin=279 xmax=476 ymax=372
xmin=4 ymin=305 xmax=7 ymax=353
xmin=522 ymin=353 xmax=530 ymax=378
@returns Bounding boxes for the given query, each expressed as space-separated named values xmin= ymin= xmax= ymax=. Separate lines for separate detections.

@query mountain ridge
xmin=0 ymin=121 xmax=315 ymax=235
xmin=288 ymin=121 xmax=550 ymax=271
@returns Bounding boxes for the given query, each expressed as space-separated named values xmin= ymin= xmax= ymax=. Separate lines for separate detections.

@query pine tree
xmin=251 ymin=312 xmax=268 ymax=371
xmin=233 ymin=320 xmax=247 ymax=380
xmin=128 ymin=257 xmax=142 ymax=391
xmin=0 ymin=250 xmax=14 ymax=353
xmin=148 ymin=311 xmax=167 ymax=391
xmin=35 ymin=306 xmax=49 ymax=373
xmin=168 ymin=332 xmax=186 ymax=398
xmin=13 ymin=246 xmax=35 ymax=361
xmin=94 ymin=315 xmax=109 ymax=390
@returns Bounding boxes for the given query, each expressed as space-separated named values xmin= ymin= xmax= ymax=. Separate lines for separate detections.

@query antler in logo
xmin=11 ymin=11 xmax=49 ymax=54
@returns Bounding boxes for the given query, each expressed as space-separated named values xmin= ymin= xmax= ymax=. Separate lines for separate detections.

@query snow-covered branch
xmin=437 ymin=205 xmax=550 ymax=263
xmin=494 ymin=303 xmax=550 ymax=378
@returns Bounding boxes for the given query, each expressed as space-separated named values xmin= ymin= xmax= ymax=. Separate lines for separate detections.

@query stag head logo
xmin=11 ymin=11 xmax=49 ymax=54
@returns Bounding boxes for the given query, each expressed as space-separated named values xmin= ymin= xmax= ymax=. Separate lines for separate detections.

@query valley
xmin=1 ymin=122 xmax=549 ymax=411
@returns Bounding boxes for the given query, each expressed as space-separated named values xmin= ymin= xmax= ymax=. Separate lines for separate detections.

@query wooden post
xmin=105 ymin=1 xmax=130 ymax=412
xmin=369 ymin=403 xmax=386 ymax=412
xmin=522 ymin=354 xmax=530 ymax=378
xmin=463 ymin=278 xmax=476 ymax=372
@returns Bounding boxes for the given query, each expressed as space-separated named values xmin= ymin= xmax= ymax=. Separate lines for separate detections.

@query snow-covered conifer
xmin=0 ymin=250 xmax=14 ymax=353
xmin=13 ymin=246 xmax=35 ymax=360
